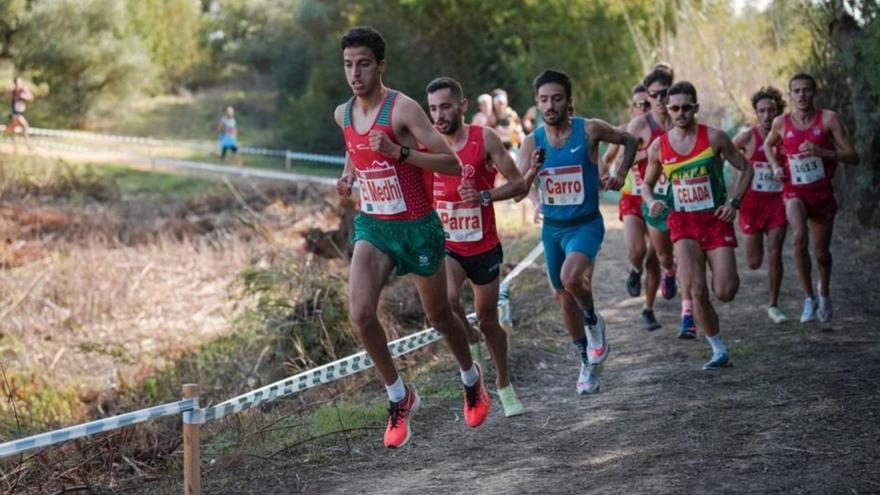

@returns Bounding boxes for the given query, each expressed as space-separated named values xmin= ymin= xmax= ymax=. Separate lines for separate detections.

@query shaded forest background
xmin=0 ymin=0 xmax=877 ymax=224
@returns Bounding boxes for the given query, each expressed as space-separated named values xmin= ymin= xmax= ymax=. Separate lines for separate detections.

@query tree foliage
xmin=13 ymin=0 xmax=154 ymax=126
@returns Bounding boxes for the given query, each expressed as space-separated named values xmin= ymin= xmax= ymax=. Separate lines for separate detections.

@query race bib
xmin=629 ymin=169 xmax=643 ymax=195
xmin=13 ymin=101 xmax=24 ymax=113
xmin=672 ymin=175 xmax=714 ymax=212
xmin=654 ymin=172 xmax=670 ymax=195
xmin=356 ymin=164 xmax=407 ymax=215
xmin=789 ymin=155 xmax=825 ymax=185
xmin=538 ymin=165 xmax=585 ymax=206
xmin=751 ymin=161 xmax=783 ymax=192
xmin=436 ymin=201 xmax=483 ymax=242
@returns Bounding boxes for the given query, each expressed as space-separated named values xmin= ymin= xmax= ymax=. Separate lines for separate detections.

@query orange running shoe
xmin=463 ymin=363 xmax=491 ymax=428
xmin=383 ymin=387 xmax=420 ymax=448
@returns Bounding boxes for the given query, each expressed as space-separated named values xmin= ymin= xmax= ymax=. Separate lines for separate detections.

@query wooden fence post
xmin=182 ymin=384 xmax=201 ymax=495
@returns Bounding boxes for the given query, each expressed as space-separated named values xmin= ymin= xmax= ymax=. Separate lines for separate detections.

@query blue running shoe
xmin=678 ymin=314 xmax=697 ymax=340
xmin=661 ymin=270 xmax=677 ymax=300
xmin=702 ymin=352 xmax=729 ymax=371
xmin=642 ymin=309 xmax=662 ymax=331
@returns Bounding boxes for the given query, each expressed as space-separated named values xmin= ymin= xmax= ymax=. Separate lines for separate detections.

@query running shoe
xmin=818 ymin=295 xmax=832 ymax=323
xmin=702 ymin=351 xmax=730 ymax=371
xmin=576 ymin=362 xmax=602 ymax=395
xmin=384 ymin=387 xmax=421 ymax=448
xmin=497 ymin=384 xmax=525 ymax=417
xmin=585 ymin=313 xmax=610 ymax=365
xmin=800 ymin=297 xmax=816 ymax=323
xmin=661 ymin=269 xmax=677 ymax=300
xmin=767 ymin=306 xmax=788 ymax=324
xmin=463 ymin=363 xmax=490 ymax=428
xmin=626 ymin=268 xmax=641 ymax=297
xmin=642 ymin=308 xmax=662 ymax=331
xmin=678 ymin=314 xmax=697 ymax=340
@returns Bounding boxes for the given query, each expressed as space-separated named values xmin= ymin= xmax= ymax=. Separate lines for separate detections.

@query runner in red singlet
xmin=732 ymin=86 xmax=788 ymax=324
xmin=333 ymin=27 xmax=489 ymax=449
xmin=605 ymin=83 xmax=663 ymax=330
xmin=426 ymin=77 xmax=538 ymax=417
xmin=763 ymin=73 xmax=859 ymax=324
xmin=642 ymin=81 xmax=753 ymax=371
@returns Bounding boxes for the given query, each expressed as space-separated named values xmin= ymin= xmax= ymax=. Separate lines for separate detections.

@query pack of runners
xmin=334 ymin=26 xmax=859 ymax=448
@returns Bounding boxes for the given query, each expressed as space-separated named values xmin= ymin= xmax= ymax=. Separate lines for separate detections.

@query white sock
xmin=385 ymin=377 xmax=406 ymax=403
xmin=460 ymin=365 xmax=479 ymax=387
xmin=706 ymin=335 xmax=727 ymax=355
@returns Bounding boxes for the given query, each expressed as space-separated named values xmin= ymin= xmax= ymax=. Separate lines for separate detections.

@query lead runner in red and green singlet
xmin=763 ymin=73 xmax=859 ymax=325
xmin=333 ymin=27 xmax=490 ymax=449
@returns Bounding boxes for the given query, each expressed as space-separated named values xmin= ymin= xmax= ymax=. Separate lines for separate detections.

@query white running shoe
xmin=800 ymin=297 xmax=816 ymax=323
xmin=586 ymin=313 xmax=610 ymax=365
xmin=577 ymin=362 xmax=602 ymax=395
xmin=818 ymin=295 xmax=832 ymax=323
xmin=768 ymin=306 xmax=788 ymax=324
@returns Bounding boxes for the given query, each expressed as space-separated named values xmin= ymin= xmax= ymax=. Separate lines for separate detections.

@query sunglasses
xmin=647 ymin=87 xmax=670 ymax=99
xmin=632 ymin=100 xmax=650 ymax=109
xmin=667 ymin=103 xmax=697 ymax=113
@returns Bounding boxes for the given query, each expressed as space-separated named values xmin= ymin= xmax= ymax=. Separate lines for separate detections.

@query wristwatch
xmin=398 ymin=145 xmax=410 ymax=162
xmin=479 ymin=190 xmax=492 ymax=206
xmin=727 ymin=197 xmax=741 ymax=210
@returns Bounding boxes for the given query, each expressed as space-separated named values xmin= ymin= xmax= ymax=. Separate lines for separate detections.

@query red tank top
xmin=626 ymin=113 xmax=667 ymax=197
xmin=782 ymin=111 xmax=836 ymax=192
xmin=744 ymin=126 xmax=784 ymax=200
xmin=343 ymin=90 xmax=433 ymax=220
xmin=432 ymin=125 xmax=499 ymax=256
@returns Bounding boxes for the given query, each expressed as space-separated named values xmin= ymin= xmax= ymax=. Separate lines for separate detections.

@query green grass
xmin=100 ymin=165 xmax=221 ymax=199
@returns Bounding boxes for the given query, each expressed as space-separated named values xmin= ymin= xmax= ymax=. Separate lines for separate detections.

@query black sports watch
xmin=398 ymin=145 xmax=410 ymax=162
xmin=727 ymin=197 xmax=741 ymax=210
xmin=479 ymin=190 xmax=492 ymax=206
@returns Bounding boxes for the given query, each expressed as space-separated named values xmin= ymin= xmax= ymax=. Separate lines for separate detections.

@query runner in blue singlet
xmin=518 ymin=69 xmax=637 ymax=395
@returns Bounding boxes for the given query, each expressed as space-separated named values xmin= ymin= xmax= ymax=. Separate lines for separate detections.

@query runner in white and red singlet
xmin=333 ymin=27 xmax=489 ymax=449
xmin=426 ymin=76 xmax=538 ymax=417
xmin=763 ymin=72 xmax=859 ymax=324
xmin=732 ymin=86 xmax=788 ymax=324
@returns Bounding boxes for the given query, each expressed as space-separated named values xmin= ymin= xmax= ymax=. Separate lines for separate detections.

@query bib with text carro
xmin=653 ymin=172 xmax=670 ymax=196
xmin=356 ymin=163 xmax=407 ymax=215
xmin=751 ymin=161 xmax=783 ymax=192
xmin=672 ymin=175 xmax=714 ymax=212
xmin=538 ymin=165 xmax=585 ymax=206
xmin=436 ymin=200 xmax=483 ymax=242
xmin=789 ymin=155 xmax=825 ymax=185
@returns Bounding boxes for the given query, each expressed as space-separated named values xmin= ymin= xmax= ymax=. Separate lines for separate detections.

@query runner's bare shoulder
xmin=333 ymin=103 xmax=347 ymax=128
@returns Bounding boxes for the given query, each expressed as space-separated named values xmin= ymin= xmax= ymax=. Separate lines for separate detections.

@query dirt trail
xmin=183 ymin=203 xmax=880 ymax=494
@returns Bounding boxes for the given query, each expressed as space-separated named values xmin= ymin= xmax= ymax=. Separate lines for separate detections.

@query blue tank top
xmin=534 ymin=118 xmax=600 ymax=226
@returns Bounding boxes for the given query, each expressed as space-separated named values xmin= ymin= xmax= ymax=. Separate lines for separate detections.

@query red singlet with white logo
xmin=432 ymin=125 xmax=499 ymax=257
xmin=782 ymin=111 xmax=837 ymax=193
xmin=745 ymin=126 xmax=785 ymax=198
xmin=626 ymin=113 xmax=668 ymax=197
xmin=343 ymin=89 xmax=433 ymax=220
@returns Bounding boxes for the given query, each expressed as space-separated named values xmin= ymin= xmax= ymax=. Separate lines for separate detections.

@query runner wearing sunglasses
xmin=642 ymin=81 xmax=753 ymax=371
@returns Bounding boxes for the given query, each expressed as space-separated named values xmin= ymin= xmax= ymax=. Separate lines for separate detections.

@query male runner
xmin=733 ymin=86 xmax=788 ymax=324
xmin=763 ymin=73 xmax=859 ymax=324
xmin=334 ymin=27 xmax=489 ymax=449
xmin=642 ymin=81 xmax=753 ymax=370
xmin=629 ymin=68 xmax=695 ymax=337
xmin=603 ymin=83 xmax=663 ymax=331
xmin=4 ymin=76 xmax=33 ymax=147
xmin=426 ymin=76 xmax=536 ymax=417
xmin=518 ymin=69 xmax=637 ymax=394
xmin=216 ymin=105 xmax=241 ymax=165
